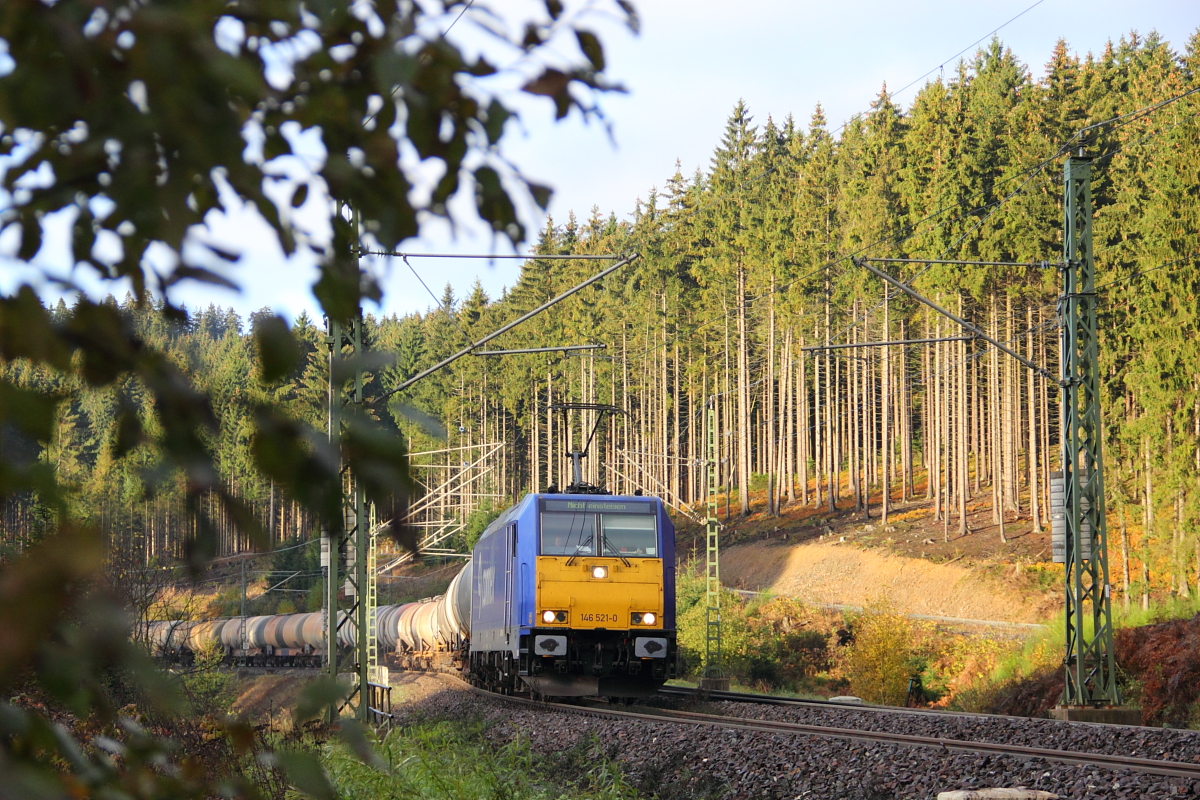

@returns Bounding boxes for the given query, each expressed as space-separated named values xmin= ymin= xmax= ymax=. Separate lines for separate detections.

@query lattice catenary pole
xmin=703 ymin=401 xmax=724 ymax=684
xmin=1058 ymin=150 xmax=1119 ymax=707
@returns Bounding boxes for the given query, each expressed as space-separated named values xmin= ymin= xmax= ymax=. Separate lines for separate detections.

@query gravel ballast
xmin=690 ymin=697 xmax=1200 ymax=765
xmin=394 ymin=683 xmax=1200 ymax=799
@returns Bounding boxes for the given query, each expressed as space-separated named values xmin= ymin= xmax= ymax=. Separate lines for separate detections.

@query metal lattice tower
xmin=366 ymin=503 xmax=378 ymax=683
xmin=607 ymin=448 xmax=706 ymax=525
xmin=1059 ymin=151 xmax=1120 ymax=707
xmin=375 ymin=441 xmax=505 ymax=572
xmin=323 ymin=313 xmax=376 ymax=723
xmin=703 ymin=402 xmax=723 ymax=683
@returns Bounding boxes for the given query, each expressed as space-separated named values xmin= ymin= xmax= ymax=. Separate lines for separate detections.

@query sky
xmin=3 ymin=0 xmax=1197 ymax=322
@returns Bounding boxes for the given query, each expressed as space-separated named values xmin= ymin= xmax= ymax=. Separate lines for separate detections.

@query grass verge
xmin=322 ymin=717 xmax=643 ymax=800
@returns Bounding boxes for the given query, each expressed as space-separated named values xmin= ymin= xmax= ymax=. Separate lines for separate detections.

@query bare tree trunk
xmin=932 ymin=314 xmax=942 ymax=522
xmin=900 ymin=319 xmax=913 ymax=499
xmin=766 ymin=281 xmax=777 ymax=516
xmin=1144 ymin=438 xmax=1153 ymax=608
xmin=774 ymin=335 xmax=789 ymax=515
xmin=1142 ymin=554 xmax=1151 ymax=610
xmin=1119 ymin=504 xmax=1131 ymax=610
xmin=882 ymin=295 xmax=890 ymax=524
xmin=956 ymin=307 xmax=968 ymax=537
xmin=723 ymin=300 xmax=733 ymax=522
xmin=867 ymin=313 xmax=877 ymax=491
xmin=813 ymin=328 xmax=823 ymax=509
xmin=936 ymin=315 xmax=948 ymax=539
xmin=825 ymin=302 xmax=836 ymax=514
xmin=1004 ymin=293 xmax=1018 ymax=515
xmin=783 ymin=329 xmax=795 ymax=507
xmin=737 ymin=265 xmax=750 ymax=516
xmin=1175 ymin=493 xmax=1189 ymax=598
xmin=924 ymin=314 xmax=934 ymax=502
xmin=942 ymin=327 xmax=951 ymax=537
xmin=1040 ymin=309 xmax=1052 ymax=530
xmin=863 ymin=331 xmax=872 ymax=498
xmin=833 ymin=341 xmax=842 ymax=513
xmin=800 ymin=339 xmax=810 ymax=507
xmin=1195 ymin=536 xmax=1200 ymax=601
xmin=788 ymin=331 xmax=798 ymax=505
xmin=672 ymin=343 xmax=681 ymax=502
xmin=991 ymin=299 xmax=1005 ymax=542
xmin=971 ymin=355 xmax=981 ymax=497
xmin=850 ymin=310 xmax=862 ymax=515
xmin=1027 ymin=305 xmax=1042 ymax=532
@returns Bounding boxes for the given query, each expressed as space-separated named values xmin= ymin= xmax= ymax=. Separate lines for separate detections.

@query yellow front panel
xmin=536 ymin=556 xmax=663 ymax=629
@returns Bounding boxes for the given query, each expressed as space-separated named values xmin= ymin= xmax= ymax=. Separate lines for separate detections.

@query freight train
xmin=147 ymin=491 xmax=678 ymax=699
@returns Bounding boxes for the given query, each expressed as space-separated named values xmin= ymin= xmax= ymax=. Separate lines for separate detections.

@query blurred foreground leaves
xmin=1 ymin=0 xmax=633 ymax=795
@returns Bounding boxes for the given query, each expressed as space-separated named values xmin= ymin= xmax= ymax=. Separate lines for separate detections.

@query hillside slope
xmin=720 ymin=538 xmax=1052 ymax=624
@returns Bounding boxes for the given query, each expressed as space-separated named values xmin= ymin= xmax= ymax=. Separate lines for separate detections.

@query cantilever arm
xmin=853 ymin=257 xmax=1053 ymax=380
xmin=371 ymin=254 xmax=639 ymax=405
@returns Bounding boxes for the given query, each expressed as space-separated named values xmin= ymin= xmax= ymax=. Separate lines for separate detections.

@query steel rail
xmin=657 ymin=686 xmax=1043 ymax=722
xmin=471 ymin=687 xmax=1200 ymax=780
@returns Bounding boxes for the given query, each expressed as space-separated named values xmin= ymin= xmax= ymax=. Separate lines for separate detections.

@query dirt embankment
xmin=227 ymin=668 xmax=460 ymax=724
xmin=230 ymin=671 xmax=312 ymax=724
xmin=988 ymin=612 xmax=1200 ymax=725
xmin=720 ymin=539 xmax=1048 ymax=624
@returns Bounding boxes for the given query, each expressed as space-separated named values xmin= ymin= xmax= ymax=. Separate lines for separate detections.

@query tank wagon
xmin=145 ymin=611 xmax=354 ymax=667
xmin=147 ymin=491 xmax=677 ymax=699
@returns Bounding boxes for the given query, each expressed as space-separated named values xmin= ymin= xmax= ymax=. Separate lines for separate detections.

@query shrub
xmin=674 ymin=570 xmax=837 ymax=691
xmin=921 ymin=634 xmax=1014 ymax=704
xmin=211 ymin=585 xmax=244 ymax=617
xmin=676 ymin=586 xmax=753 ymax=678
xmin=779 ymin=629 xmax=832 ymax=681
xmin=840 ymin=605 xmax=917 ymax=705
xmin=463 ymin=503 xmax=504 ymax=551
xmin=180 ymin=640 xmax=237 ymax=717
xmin=745 ymin=596 xmax=834 ymax=685
xmin=305 ymin=583 xmax=324 ymax=611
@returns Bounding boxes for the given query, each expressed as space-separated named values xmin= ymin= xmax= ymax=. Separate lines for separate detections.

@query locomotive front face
xmin=522 ymin=496 xmax=676 ymax=697
xmin=467 ymin=493 xmax=677 ymax=698
xmin=535 ymin=498 xmax=664 ymax=631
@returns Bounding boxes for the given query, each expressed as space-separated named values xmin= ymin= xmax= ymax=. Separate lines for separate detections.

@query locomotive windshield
xmin=539 ymin=499 xmax=658 ymax=557
xmin=599 ymin=514 xmax=657 ymax=556
xmin=540 ymin=510 xmax=596 ymax=556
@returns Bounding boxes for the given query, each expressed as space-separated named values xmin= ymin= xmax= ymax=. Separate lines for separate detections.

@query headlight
xmin=643 ymin=612 xmax=656 ymax=626
xmin=631 ymin=612 xmax=657 ymax=626
xmin=591 ymin=565 xmax=609 ymax=579
xmin=542 ymin=610 xmax=568 ymax=624
xmin=542 ymin=610 xmax=557 ymax=623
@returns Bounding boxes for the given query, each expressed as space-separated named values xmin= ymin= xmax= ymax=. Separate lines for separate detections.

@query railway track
xmin=472 ymin=685 xmax=1200 ymax=781
xmin=656 ymin=685 xmax=1015 ymax=718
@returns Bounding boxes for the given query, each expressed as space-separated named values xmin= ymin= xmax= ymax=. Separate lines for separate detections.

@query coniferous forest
xmin=4 ymin=32 xmax=1200 ymax=606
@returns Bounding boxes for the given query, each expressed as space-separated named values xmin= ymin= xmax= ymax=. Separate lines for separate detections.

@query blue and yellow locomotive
xmin=466 ymin=491 xmax=678 ymax=698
